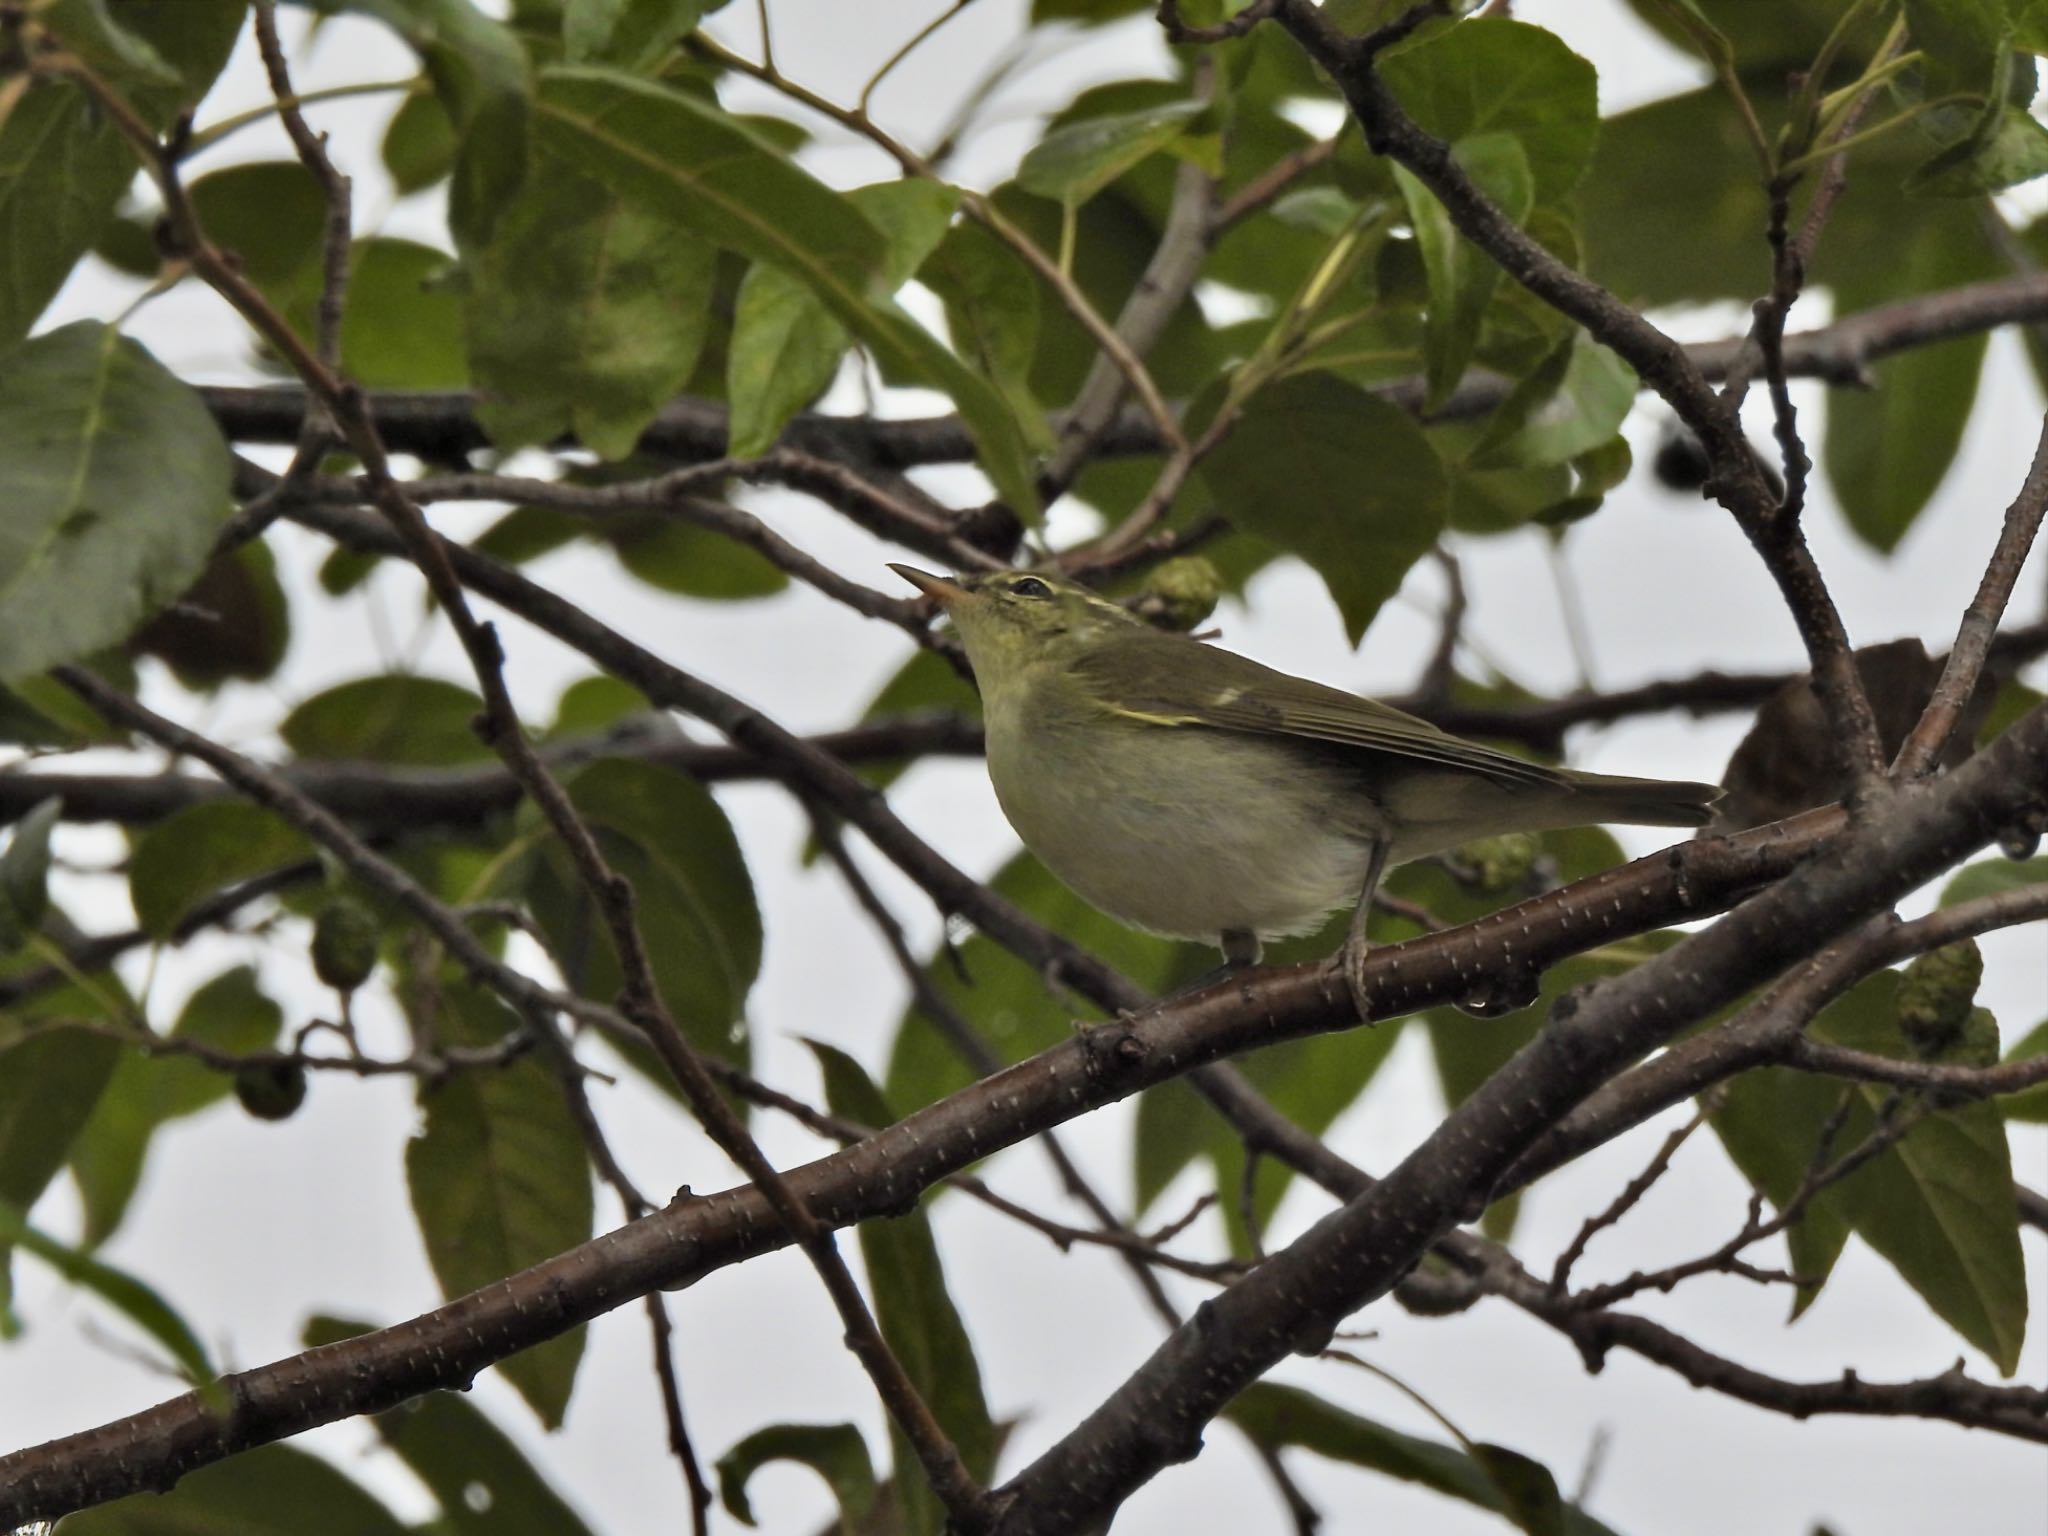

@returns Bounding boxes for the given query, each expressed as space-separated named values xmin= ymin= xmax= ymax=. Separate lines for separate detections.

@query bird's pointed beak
xmin=888 ymin=564 xmax=972 ymax=608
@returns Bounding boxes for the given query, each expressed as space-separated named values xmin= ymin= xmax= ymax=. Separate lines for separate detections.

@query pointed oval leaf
xmin=406 ymin=980 xmax=594 ymax=1426
xmin=812 ymin=1041 xmax=997 ymax=1536
xmin=128 ymin=802 xmax=314 ymax=940
xmin=56 ymin=1442 xmax=410 ymax=1536
xmin=0 ymin=322 xmax=233 ymax=682
xmin=1197 ymin=372 xmax=1446 ymax=643
xmin=1379 ymin=18 xmax=1599 ymax=205
xmin=535 ymin=68 xmax=1039 ymax=518
xmin=281 ymin=674 xmax=490 ymax=766
xmin=1018 ymin=101 xmax=1206 ymax=207
xmin=468 ymin=153 xmax=719 ymax=458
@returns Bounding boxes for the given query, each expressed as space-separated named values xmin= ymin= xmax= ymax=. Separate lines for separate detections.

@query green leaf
xmin=0 ymin=1025 xmax=122 ymax=1220
xmin=1941 ymin=856 xmax=2048 ymax=905
xmin=1197 ymin=372 xmax=1447 ymax=643
xmin=0 ymin=87 xmax=139 ymax=346
xmin=521 ymin=758 xmax=761 ymax=1072
xmin=56 ymin=1442 xmax=410 ymax=1536
xmin=326 ymin=0 xmax=533 ymax=246
xmin=467 ymin=152 xmax=719 ymax=458
xmin=1714 ymin=971 xmax=2027 ymax=1365
xmin=128 ymin=538 xmax=293 ymax=691
xmin=0 ymin=0 xmax=243 ymax=343
xmin=884 ymin=849 xmax=1203 ymax=1115
xmin=535 ymin=68 xmax=1039 ymax=519
xmin=726 ymin=262 xmax=850 ymax=457
xmin=41 ymin=0 xmax=180 ymax=86
xmin=128 ymin=802 xmax=313 ymax=940
xmin=1135 ymin=1010 xmax=1406 ymax=1251
xmin=0 ymin=1197 xmax=212 ymax=1382
xmin=1824 ymin=211 xmax=1998 ymax=552
xmin=0 ymin=1023 xmax=122 ymax=1326
xmin=564 ymin=0 xmax=713 ymax=70
xmin=1908 ymin=102 xmax=2048 ymax=195
xmin=281 ymin=674 xmax=491 ymax=765
xmin=383 ymin=87 xmax=458 ymax=193
xmin=725 ymin=179 xmax=959 ymax=459
xmin=335 ymin=237 xmax=470 ymax=388
xmin=549 ymin=674 xmax=649 ymax=737
xmin=188 ymin=159 xmax=327 ymax=300
xmin=1395 ymin=133 xmax=1534 ymax=408
xmin=406 ymin=979 xmax=594 ymax=1426
xmin=0 ymin=322 xmax=233 ymax=682
xmin=1226 ymin=1384 xmax=1621 ymax=1536
xmin=717 ymin=1422 xmax=879 ymax=1533
xmin=1579 ymin=85 xmax=1769 ymax=307
xmin=1379 ymin=18 xmax=1601 ymax=205
xmin=70 ymin=966 xmax=284 ymax=1249
xmin=922 ymin=221 xmax=1043 ymax=419
xmin=610 ymin=514 xmax=789 ymax=598
xmin=1470 ymin=332 xmax=1638 ymax=470
xmin=812 ymin=1042 xmax=997 ymax=1536
xmin=308 ymin=1313 xmax=599 ymax=1536
xmin=2000 ymin=1019 xmax=2048 ymax=1123
xmin=0 ymin=797 xmax=60 ymax=954
xmin=1017 ymin=101 xmax=1207 ymax=208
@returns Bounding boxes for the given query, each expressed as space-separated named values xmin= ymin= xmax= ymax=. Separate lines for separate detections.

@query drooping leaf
xmin=56 ymin=1442 xmax=410 ymax=1536
xmin=382 ymin=86 xmax=458 ymax=193
xmin=127 ymin=802 xmax=313 ymax=940
xmin=563 ymin=0 xmax=716 ymax=70
xmin=280 ymin=674 xmax=491 ymax=766
xmin=1395 ymin=133 xmax=1535 ymax=407
xmin=0 ymin=1022 xmax=123 ymax=1327
xmin=1197 ymin=372 xmax=1447 ymax=643
xmin=519 ymin=758 xmax=761 ymax=1074
xmin=323 ymin=0 xmax=532 ymax=246
xmin=1018 ymin=101 xmax=1208 ymax=207
xmin=1378 ymin=18 xmax=1601 ymax=205
xmin=609 ymin=514 xmax=789 ymax=599
xmin=0 ymin=322 xmax=233 ymax=682
xmin=921 ymin=221 xmax=1044 ymax=428
xmin=812 ymin=1042 xmax=997 ymax=1536
xmin=1940 ymin=856 xmax=2048 ymax=906
xmin=884 ymin=849 xmax=1204 ymax=1115
xmin=2000 ymin=1019 xmax=2048 ymax=1123
xmin=1470 ymin=332 xmax=1638 ymax=471
xmin=128 ymin=537 xmax=292 ymax=691
xmin=0 ymin=1197 xmax=212 ymax=1383
xmin=726 ymin=262 xmax=851 ymax=458
xmin=1226 ymin=1384 xmax=1621 ymax=1536
xmin=535 ymin=68 xmax=1039 ymax=518
xmin=405 ymin=979 xmax=594 ymax=1427
xmin=725 ymin=179 xmax=960 ymax=457
xmin=307 ymin=1314 xmax=599 ymax=1536
xmin=716 ymin=1422 xmax=879 ymax=1533
xmin=467 ymin=151 xmax=719 ymax=458
xmin=70 ymin=966 xmax=284 ymax=1248
xmin=332 ymin=237 xmax=470 ymax=389
xmin=0 ymin=0 xmax=245 ymax=343
xmin=1713 ymin=971 xmax=2027 ymax=1365
xmin=1823 ymin=212 xmax=1998 ymax=552
xmin=0 ymin=797 xmax=60 ymax=954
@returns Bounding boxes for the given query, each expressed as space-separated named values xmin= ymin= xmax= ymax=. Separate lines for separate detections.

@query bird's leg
xmin=1343 ymin=839 xmax=1390 ymax=1024
xmin=1113 ymin=930 xmax=1262 ymax=1024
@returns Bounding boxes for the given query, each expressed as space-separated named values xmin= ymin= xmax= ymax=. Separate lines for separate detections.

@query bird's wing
xmin=1072 ymin=632 xmax=1564 ymax=789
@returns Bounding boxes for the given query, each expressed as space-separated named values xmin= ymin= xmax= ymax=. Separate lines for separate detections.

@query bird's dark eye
xmin=1010 ymin=576 xmax=1052 ymax=598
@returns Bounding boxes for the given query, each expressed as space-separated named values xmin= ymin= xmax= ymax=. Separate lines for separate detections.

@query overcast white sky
xmin=6 ymin=4 xmax=2046 ymax=1534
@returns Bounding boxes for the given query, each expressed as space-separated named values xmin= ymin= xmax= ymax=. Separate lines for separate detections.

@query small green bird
xmin=891 ymin=565 xmax=1718 ymax=1013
